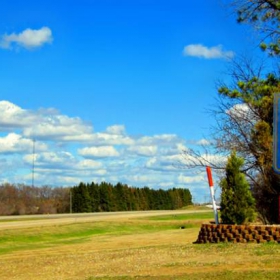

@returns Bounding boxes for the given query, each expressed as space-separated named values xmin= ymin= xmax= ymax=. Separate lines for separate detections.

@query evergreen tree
xmin=137 ymin=187 xmax=149 ymax=210
xmin=114 ymin=183 xmax=128 ymax=211
xmin=231 ymin=0 xmax=280 ymax=55
xmin=217 ymin=72 xmax=280 ymax=223
xmin=69 ymin=181 xmax=192 ymax=213
xmin=89 ymin=182 xmax=100 ymax=212
xmin=99 ymin=182 xmax=114 ymax=211
xmin=221 ymin=0 xmax=280 ymax=223
xmin=79 ymin=183 xmax=92 ymax=212
xmin=220 ymin=151 xmax=256 ymax=224
xmin=71 ymin=186 xmax=82 ymax=213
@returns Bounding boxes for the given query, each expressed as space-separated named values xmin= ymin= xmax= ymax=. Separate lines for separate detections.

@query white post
xmin=206 ymin=166 xmax=219 ymax=224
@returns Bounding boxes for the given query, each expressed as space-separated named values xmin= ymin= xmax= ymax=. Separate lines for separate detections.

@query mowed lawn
xmin=0 ymin=209 xmax=280 ymax=280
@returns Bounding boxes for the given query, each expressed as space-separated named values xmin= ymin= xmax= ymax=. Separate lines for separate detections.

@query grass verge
xmin=0 ymin=210 xmax=279 ymax=280
xmin=0 ymin=212 xmax=209 ymax=255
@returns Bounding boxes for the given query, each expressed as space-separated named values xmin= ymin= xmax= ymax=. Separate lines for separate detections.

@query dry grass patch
xmin=0 ymin=211 xmax=279 ymax=279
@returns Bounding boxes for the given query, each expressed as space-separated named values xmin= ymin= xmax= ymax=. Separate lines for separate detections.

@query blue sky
xmin=0 ymin=0 xmax=263 ymax=202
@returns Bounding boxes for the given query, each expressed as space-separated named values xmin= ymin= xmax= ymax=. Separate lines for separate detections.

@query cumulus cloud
xmin=0 ymin=101 xmax=38 ymax=129
xmin=0 ymin=100 xmax=226 ymax=202
xmin=183 ymin=44 xmax=234 ymax=59
xmin=0 ymin=27 xmax=53 ymax=50
xmin=23 ymin=115 xmax=93 ymax=141
xmin=77 ymin=159 xmax=103 ymax=170
xmin=78 ymin=146 xmax=120 ymax=158
xmin=145 ymin=155 xmax=183 ymax=172
xmin=226 ymin=103 xmax=255 ymax=121
xmin=24 ymin=151 xmax=75 ymax=167
xmin=157 ymin=182 xmax=175 ymax=188
xmin=200 ymin=154 xmax=227 ymax=166
xmin=138 ymin=134 xmax=183 ymax=146
xmin=122 ymin=173 xmax=164 ymax=185
xmin=0 ymin=133 xmax=47 ymax=154
xmin=0 ymin=101 xmax=93 ymax=142
xmin=60 ymin=132 xmax=134 ymax=145
xmin=0 ymin=100 xmax=92 ymax=139
xmin=24 ymin=151 xmax=103 ymax=173
xmin=127 ymin=145 xmax=158 ymax=157
xmin=178 ymin=174 xmax=205 ymax=184
xmin=125 ymin=175 xmax=152 ymax=183
xmin=0 ymin=100 xmax=135 ymax=145
xmin=87 ymin=133 xmax=134 ymax=146
xmin=181 ymin=149 xmax=227 ymax=168
xmin=106 ymin=125 xmax=126 ymax=135
xmin=197 ymin=138 xmax=211 ymax=146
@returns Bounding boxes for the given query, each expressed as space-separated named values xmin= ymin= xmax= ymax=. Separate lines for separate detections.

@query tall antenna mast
xmin=32 ymin=139 xmax=36 ymax=187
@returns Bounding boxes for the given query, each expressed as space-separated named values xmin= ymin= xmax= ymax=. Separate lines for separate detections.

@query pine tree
xmin=220 ymin=151 xmax=256 ymax=224
xmin=79 ymin=183 xmax=92 ymax=213
xmin=89 ymin=182 xmax=100 ymax=212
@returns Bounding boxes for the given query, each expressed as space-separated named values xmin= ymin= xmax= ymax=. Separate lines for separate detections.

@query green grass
xmin=1 ymin=210 xmax=280 ymax=280
xmin=0 ymin=214 xmax=203 ymax=255
xmin=146 ymin=212 xmax=213 ymax=221
xmin=0 ymin=217 xmax=48 ymax=223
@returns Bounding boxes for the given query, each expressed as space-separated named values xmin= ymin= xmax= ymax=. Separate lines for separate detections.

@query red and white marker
xmin=206 ymin=166 xmax=219 ymax=224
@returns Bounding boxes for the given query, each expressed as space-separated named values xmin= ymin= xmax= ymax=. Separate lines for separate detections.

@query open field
xmin=0 ymin=208 xmax=280 ymax=279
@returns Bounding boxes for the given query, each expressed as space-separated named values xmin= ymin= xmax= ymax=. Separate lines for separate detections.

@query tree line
xmin=0 ymin=184 xmax=70 ymax=215
xmin=71 ymin=182 xmax=192 ymax=213
xmin=0 ymin=182 xmax=192 ymax=215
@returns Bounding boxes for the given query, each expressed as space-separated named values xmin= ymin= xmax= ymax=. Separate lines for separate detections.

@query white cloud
xmin=77 ymin=159 xmax=103 ymax=170
xmin=105 ymin=161 xmax=129 ymax=172
xmin=178 ymin=174 xmax=205 ymax=184
xmin=24 ymin=151 xmax=103 ymax=176
xmin=122 ymin=172 xmax=164 ymax=185
xmin=0 ymin=101 xmax=38 ymax=129
xmin=78 ymin=146 xmax=120 ymax=158
xmin=125 ymin=175 xmax=152 ymax=183
xmin=23 ymin=115 xmax=93 ymax=141
xmin=106 ymin=125 xmax=126 ymax=135
xmin=0 ymin=101 xmax=136 ymax=145
xmin=0 ymin=100 xmax=226 ymax=202
xmin=0 ymin=101 xmax=93 ymax=141
xmin=157 ymin=182 xmax=175 ymax=188
xmin=86 ymin=133 xmax=134 ymax=146
xmin=127 ymin=145 xmax=158 ymax=157
xmin=183 ymin=44 xmax=234 ymax=59
xmin=54 ymin=133 xmax=134 ymax=145
xmin=137 ymin=134 xmax=183 ymax=146
xmin=197 ymin=138 xmax=211 ymax=146
xmin=1 ymin=27 xmax=53 ymax=50
xmin=145 ymin=155 xmax=183 ymax=172
xmin=21 ymin=172 xmax=81 ymax=187
xmin=181 ymin=150 xmax=227 ymax=168
xmin=156 ymin=142 xmax=187 ymax=156
xmin=226 ymin=103 xmax=256 ymax=121
xmin=200 ymin=154 xmax=227 ymax=166
xmin=24 ymin=151 xmax=75 ymax=167
xmin=0 ymin=133 xmax=47 ymax=154
xmin=0 ymin=157 xmax=21 ymax=175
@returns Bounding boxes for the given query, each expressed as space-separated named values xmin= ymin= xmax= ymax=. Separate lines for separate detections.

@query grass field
xmin=0 ymin=209 xmax=280 ymax=279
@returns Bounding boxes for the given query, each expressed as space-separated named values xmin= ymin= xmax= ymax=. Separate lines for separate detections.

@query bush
xmin=220 ymin=151 xmax=256 ymax=224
